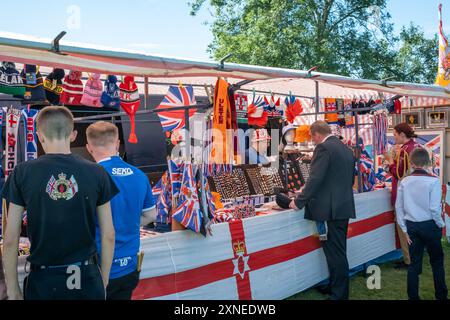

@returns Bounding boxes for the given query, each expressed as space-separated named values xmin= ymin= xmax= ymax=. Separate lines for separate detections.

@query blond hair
xmin=36 ymin=106 xmax=74 ymax=140
xmin=86 ymin=121 xmax=119 ymax=147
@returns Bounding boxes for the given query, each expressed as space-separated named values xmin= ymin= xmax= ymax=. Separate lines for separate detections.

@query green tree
xmin=189 ymin=0 xmax=438 ymax=84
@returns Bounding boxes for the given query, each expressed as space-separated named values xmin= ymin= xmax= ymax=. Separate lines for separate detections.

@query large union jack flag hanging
xmin=172 ymin=164 xmax=203 ymax=233
xmin=155 ymin=85 xmax=197 ymax=132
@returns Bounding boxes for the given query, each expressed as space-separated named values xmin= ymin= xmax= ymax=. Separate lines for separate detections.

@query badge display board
xmin=425 ymin=108 xmax=448 ymax=128
xmin=401 ymin=110 xmax=423 ymax=129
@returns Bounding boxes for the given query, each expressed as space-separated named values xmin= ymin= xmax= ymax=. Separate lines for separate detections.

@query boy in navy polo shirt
xmin=395 ymin=148 xmax=448 ymax=300
xmin=86 ymin=121 xmax=156 ymax=300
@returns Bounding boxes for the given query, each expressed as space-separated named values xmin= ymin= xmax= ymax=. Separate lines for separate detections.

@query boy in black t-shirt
xmin=2 ymin=106 xmax=118 ymax=300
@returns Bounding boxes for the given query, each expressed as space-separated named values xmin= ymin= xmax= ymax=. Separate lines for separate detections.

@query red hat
xmin=60 ymin=71 xmax=83 ymax=105
xmin=119 ymin=76 xmax=140 ymax=143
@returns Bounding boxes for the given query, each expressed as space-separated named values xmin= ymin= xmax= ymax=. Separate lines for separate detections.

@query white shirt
xmin=395 ymin=172 xmax=445 ymax=233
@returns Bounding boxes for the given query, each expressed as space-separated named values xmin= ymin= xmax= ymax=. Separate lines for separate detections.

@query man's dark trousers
xmin=321 ymin=219 xmax=350 ymax=300
xmin=106 ymin=270 xmax=140 ymax=300
xmin=406 ymin=220 xmax=448 ymax=300
xmin=24 ymin=264 xmax=105 ymax=300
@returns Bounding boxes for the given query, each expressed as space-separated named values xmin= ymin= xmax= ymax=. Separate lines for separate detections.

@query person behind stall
xmin=384 ymin=122 xmax=421 ymax=269
xmin=86 ymin=121 xmax=157 ymax=300
xmin=245 ymin=128 xmax=271 ymax=165
xmin=395 ymin=148 xmax=447 ymax=300
xmin=1 ymin=106 xmax=117 ymax=300
xmin=287 ymin=121 xmax=356 ymax=300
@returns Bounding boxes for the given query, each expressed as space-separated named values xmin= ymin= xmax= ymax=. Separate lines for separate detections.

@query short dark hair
xmin=86 ymin=121 xmax=119 ymax=147
xmin=36 ymin=106 xmax=74 ymax=140
xmin=410 ymin=148 xmax=430 ymax=167
xmin=310 ymin=120 xmax=332 ymax=136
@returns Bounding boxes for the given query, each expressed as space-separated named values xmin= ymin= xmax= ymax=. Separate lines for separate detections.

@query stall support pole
xmin=185 ymin=108 xmax=191 ymax=161
xmin=144 ymin=77 xmax=149 ymax=110
xmin=354 ymin=111 xmax=363 ymax=193
xmin=315 ymin=81 xmax=320 ymax=121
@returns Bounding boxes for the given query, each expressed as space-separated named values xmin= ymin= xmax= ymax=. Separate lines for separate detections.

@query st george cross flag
xmin=172 ymin=164 xmax=203 ymax=233
xmin=22 ymin=108 xmax=39 ymax=161
xmin=436 ymin=4 xmax=450 ymax=88
xmin=155 ymin=85 xmax=196 ymax=132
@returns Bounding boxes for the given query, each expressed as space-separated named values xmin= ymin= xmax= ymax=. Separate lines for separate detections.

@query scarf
xmin=22 ymin=108 xmax=39 ymax=161
xmin=211 ymin=78 xmax=234 ymax=164
xmin=5 ymin=108 xmax=22 ymax=178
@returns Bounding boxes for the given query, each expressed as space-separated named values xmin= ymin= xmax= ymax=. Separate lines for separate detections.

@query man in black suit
xmin=289 ymin=121 xmax=356 ymax=300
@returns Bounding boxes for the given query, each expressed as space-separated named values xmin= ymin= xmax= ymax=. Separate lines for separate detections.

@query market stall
xmin=1 ymin=32 xmax=449 ymax=300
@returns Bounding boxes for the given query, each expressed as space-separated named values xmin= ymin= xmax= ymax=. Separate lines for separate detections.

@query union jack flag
xmin=45 ymin=175 xmax=56 ymax=196
xmin=418 ymin=134 xmax=441 ymax=176
xmin=155 ymin=172 xmax=172 ymax=225
xmin=172 ymin=164 xmax=203 ymax=233
xmin=169 ymin=160 xmax=184 ymax=197
xmin=264 ymin=95 xmax=282 ymax=117
xmin=155 ymin=85 xmax=196 ymax=132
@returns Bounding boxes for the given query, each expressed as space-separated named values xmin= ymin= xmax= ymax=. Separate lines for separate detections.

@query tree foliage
xmin=189 ymin=0 xmax=438 ymax=83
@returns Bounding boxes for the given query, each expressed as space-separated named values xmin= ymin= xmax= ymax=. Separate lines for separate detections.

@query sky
xmin=0 ymin=0 xmax=448 ymax=62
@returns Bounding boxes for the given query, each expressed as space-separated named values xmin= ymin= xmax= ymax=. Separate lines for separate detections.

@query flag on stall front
xmin=155 ymin=85 xmax=196 ymax=132
xmin=172 ymin=164 xmax=203 ymax=233
xmin=436 ymin=4 xmax=450 ymax=88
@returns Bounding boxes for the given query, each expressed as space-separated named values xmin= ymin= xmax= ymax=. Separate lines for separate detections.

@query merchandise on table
xmin=244 ymin=166 xmax=264 ymax=195
xmin=230 ymin=168 xmax=250 ymax=197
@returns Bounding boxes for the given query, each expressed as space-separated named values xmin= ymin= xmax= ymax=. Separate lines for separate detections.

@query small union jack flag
xmin=264 ymin=95 xmax=282 ymax=117
xmin=169 ymin=160 xmax=184 ymax=197
xmin=155 ymin=85 xmax=196 ymax=132
xmin=155 ymin=172 xmax=172 ymax=225
xmin=172 ymin=164 xmax=203 ymax=233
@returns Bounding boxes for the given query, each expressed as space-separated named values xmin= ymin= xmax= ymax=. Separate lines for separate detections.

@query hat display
xmin=294 ymin=125 xmax=311 ymax=143
xmin=60 ymin=70 xmax=84 ymax=105
xmin=101 ymin=75 xmax=121 ymax=109
xmin=20 ymin=64 xmax=46 ymax=102
xmin=0 ymin=62 xmax=25 ymax=95
xmin=282 ymin=124 xmax=297 ymax=138
xmin=120 ymin=76 xmax=140 ymax=143
xmin=248 ymin=95 xmax=268 ymax=127
xmin=44 ymin=68 xmax=65 ymax=105
xmin=81 ymin=73 xmax=103 ymax=107
xmin=285 ymin=95 xmax=303 ymax=124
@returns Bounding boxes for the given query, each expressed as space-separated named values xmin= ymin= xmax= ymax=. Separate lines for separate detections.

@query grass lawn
xmin=288 ymin=241 xmax=450 ymax=300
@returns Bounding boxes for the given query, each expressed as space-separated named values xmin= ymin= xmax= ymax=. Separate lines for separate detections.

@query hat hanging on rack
xmin=119 ymin=76 xmax=140 ymax=144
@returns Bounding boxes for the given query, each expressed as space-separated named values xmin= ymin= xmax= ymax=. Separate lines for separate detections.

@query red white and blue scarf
xmin=22 ymin=108 xmax=39 ymax=161
xmin=5 ymin=108 xmax=22 ymax=178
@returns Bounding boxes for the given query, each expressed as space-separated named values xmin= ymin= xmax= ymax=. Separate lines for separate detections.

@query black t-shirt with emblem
xmin=1 ymin=153 xmax=119 ymax=266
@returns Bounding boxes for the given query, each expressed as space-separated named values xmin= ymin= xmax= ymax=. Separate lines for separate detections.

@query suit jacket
xmin=294 ymin=136 xmax=356 ymax=221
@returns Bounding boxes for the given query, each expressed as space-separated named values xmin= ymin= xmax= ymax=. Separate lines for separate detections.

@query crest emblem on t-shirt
xmin=46 ymin=173 xmax=79 ymax=200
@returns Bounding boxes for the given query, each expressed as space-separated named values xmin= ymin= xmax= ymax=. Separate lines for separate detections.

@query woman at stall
xmin=384 ymin=122 xmax=421 ymax=269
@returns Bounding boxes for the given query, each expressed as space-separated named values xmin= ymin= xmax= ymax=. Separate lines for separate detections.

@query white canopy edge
xmin=0 ymin=32 xmax=449 ymax=99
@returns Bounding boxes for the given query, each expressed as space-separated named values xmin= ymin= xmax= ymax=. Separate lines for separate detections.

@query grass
xmin=288 ymin=241 xmax=450 ymax=300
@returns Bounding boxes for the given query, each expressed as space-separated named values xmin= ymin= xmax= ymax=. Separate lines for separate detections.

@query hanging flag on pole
xmin=155 ymin=85 xmax=196 ymax=132
xmin=436 ymin=4 xmax=450 ymax=88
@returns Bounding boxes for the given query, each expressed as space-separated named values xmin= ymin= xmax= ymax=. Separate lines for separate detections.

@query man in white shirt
xmin=395 ymin=148 xmax=447 ymax=300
